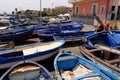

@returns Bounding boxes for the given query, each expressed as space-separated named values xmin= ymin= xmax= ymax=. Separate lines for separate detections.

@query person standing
xmin=104 ymin=23 xmax=112 ymax=31
xmin=97 ymin=24 xmax=104 ymax=32
xmin=104 ymin=23 xmax=112 ymax=34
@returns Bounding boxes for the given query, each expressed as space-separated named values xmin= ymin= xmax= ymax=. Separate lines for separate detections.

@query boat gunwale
xmin=0 ymin=40 xmax=65 ymax=54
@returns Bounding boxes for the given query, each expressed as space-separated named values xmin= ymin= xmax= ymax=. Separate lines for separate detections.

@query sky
xmin=0 ymin=0 xmax=72 ymax=14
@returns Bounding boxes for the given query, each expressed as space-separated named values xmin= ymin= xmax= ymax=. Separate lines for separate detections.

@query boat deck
xmin=61 ymin=64 xmax=103 ymax=80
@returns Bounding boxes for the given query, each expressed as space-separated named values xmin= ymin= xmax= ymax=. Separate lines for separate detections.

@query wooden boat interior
xmin=89 ymin=46 xmax=119 ymax=67
xmin=0 ymin=41 xmax=63 ymax=60
xmin=88 ymin=32 xmax=120 ymax=47
xmin=0 ymin=41 xmax=15 ymax=49
xmin=0 ymin=26 xmax=25 ymax=34
xmin=89 ymin=34 xmax=111 ymax=46
xmin=79 ymin=46 xmax=120 ymax=74
xmin=57 ymin=56 xmax=104 ymax=80
xmin=5 ymin=63 xmax=50 ymax=80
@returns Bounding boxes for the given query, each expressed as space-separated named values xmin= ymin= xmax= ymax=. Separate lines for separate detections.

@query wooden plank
xmin=94 ymin=44 xmax=120 ymax=55
xmin=107 ymin=58 xmax=120 ymax=64
xmin=104 ymin=50 xmax=110 ymax=60
xmin=89 ymin=48 xmax=102 ymax=52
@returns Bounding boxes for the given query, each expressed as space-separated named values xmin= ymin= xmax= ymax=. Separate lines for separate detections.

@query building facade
xmin=69 ymin=0 xmax=120 ymax=23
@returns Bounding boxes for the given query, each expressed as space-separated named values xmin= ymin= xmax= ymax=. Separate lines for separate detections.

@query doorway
xmin=111 ymin=6 xmax=115 ymax=20
xmin=92 ymin=4 xmax=97 ymax=16
xmin=75 ymin=6 xmax=79 ymax=16
xmin=117 ymin=6 xmax=120 ymax=20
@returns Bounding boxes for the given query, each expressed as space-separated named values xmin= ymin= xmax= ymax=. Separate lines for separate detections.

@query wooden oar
xmin=108 ymin=30 xmax=112 ymax=34
xmin=94 ymin=44 xmax=120 ymax=55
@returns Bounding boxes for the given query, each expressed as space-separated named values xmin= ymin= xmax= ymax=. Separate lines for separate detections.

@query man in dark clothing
xmin=97 ymin=24 xmax=104 ymax=32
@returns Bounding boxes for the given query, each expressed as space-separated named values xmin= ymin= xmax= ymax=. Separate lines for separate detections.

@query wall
xmin=106 ymin=20 xmax=120 ymax=30
xmin=71 ymin=17 xmax=94 ymax=25
xmin=96 ymin=0 xmax=109 ymax=23
xmin=72 ymin=0 xmax=110 ymax=23
xmin=73 ymin=1 xmax=95 ymax=16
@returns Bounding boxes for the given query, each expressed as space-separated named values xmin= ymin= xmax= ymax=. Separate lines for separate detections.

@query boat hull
xmin=0 ymin=27 xmax=34 ymax=42
xmin=0 ymin=61 xmax=54 ymax=80
xmin=0 ymin=40 xmax=65 ymax=69
xmin=0 ymin=50 xmax=59 ymax=69
xmin=54 ymin=31 xmax=94 ymax=42
xmin=54 ymin=52 xmax=118 ymax=80
xmin=38 ymin=33 xmax=54 ymax=41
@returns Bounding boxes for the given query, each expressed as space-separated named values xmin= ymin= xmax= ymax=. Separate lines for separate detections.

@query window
xmin=101 ymin=6 xmax=105 ymax=13
xmin=75 ymin=6 xmax=79 ymax=15
xmin=111 ymin=6 xmax=115 ymax=11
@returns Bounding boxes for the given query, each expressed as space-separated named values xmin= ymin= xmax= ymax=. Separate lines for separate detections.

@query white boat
xmin=0 ymin=40 xmax=65 ymax=69
xmin=57 ymin=13 xmax=71 ymax=23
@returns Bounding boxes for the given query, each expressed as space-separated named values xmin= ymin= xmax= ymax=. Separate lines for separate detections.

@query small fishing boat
xmin=57 ymin=13 xmax=71 ymax=23
xmin=79 ymin=45 xmax=120 ymax=76
xmin=0 ymin=40 xmax=65 ymax=69
xmin=0 ymin=16 xmax=12 ymax=30
xmin=86 ymin=30 xmax=120 ymax=49
xmin=0 ymin=22 xmax=10 ymax=30
xmin=54 ymin=51 xmax=118 ymax=80
xmin=47 ymin=21 xmax=84 ymax=31
xmin=53 ymin=31 xmax=94 ymax=42
xmin=0 ymin=25 xmax=34 ymax=42
xmin=37 ymin=29 xmax=80 ymax=41
xmin=0 ymin=61 xmax=54 ymax=80
xmin=36 ymin=21 xmax=84 ymax=40
xmin=37 ymin=31 xmax=58 ymax=41
xmin=36 ymin=21 xmax=83 ymax=33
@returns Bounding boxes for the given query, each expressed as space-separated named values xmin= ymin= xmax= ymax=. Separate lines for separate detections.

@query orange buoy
xmin=70 ymin=72 xmax=75 ymax=78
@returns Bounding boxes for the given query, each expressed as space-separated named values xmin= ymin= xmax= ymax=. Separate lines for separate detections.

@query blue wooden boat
xmin=37 ymin=28 xmax=80 ymax=41
xmin=42 ymin=17 xmax=50 ymax=23
xmin=0 ymin=25 xmax=34 ymax=42
xmin=37 ymin=31 xmax=59 ymax=40
xmin=53 ymin=31 xmax=94 ymax=42
xmin=32 ymin=23 xmax=45 ymax=35
xmin=54 ymin=51 xmax=119 ymax=80
xmin=62 ymin=21 xmax=83 ymax=30
xmin=86 ymin=30 xmax=120 ymax=49
xmin=0 ymin=40 xmax=65 ymax=69
xmin=0 ymin=61 xmax=54 ymax=80
xmin=47 ymin=21 xmax=84 ymax=31
xmin=17 ymin=19 xmax=25 ymax=25
xmin=35 ymin=21 xmax=83 ymax=33
xmin=36 ymin=22 xmax=84 ymax=41
xmin=79 ymin=45 xmax=120 ymax=76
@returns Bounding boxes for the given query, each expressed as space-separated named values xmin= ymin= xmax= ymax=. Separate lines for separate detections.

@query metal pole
xmin=40 ymin=0 xmax=42 ymax=17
